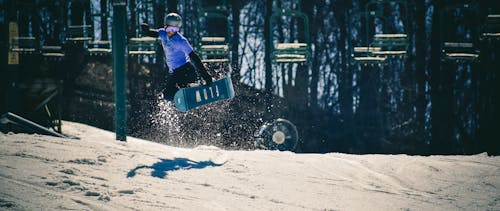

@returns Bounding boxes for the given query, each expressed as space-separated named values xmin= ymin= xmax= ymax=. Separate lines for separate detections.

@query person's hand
xmin=140 ymin=23 xmax=159 ymax=38
xmin=203 ymin=75 xmax=213 ymax=85
xmin=200 ymin=67 xmax=213 ymax=85
xmin=140 ymin=23 xmax=149 ymax=34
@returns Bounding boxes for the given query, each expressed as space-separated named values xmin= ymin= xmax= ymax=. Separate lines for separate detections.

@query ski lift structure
xmin=479 ymin=13 xmax=500 ymax=65
xmin=197 ymin=0 xmax=231 ymax=64
xmin=128 ymin=37 xmax=158 ymax=58
xmin=128 ymin=0 xmax=158 ymax=59
xmin=66 ymin=25 xmax=92 ymax=44
xmin=8 ymin=2 xmax=40 ymax=57
xmin=33 ymin=0 xmax=67 ymax=61
xmin=439 ymin=2 xmax=480 ymax=64
xmin=84 ymin=0 xmax=158 ymax=58
xmin=66 ymin=0 xmax=113 ymax=58
xmin=269 ymin=8 xmax=311 ymax=64
xmin=67 ymin=0 xmax=120 ymax=110
xmin=480 ymin=14 xmax=500 ymax=42
xmin=4 ymin=1 xmax=67 ymax=133
xmin=66 ymin=1 xmax=92 ymax=45
xmin=352 ymin=0 xmax=410 ymax=67
xmin=87 ymin=40 xmax=112 ymax=56
xmin=10 ymin=36 xmax=37 ymax=55
xmin=85 ymin=0 xmax=112 ymax=56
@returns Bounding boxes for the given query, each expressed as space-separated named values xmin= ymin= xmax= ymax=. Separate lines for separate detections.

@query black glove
xmin=140 ymin=23 xmax=159 ymax=37
xmin=201 ymin=69 xmax=213 ymax=85
xmin=140 ymin=23 xmax=149 ymax=34
xmin=188 ymin=51 xmax=213 ymax=85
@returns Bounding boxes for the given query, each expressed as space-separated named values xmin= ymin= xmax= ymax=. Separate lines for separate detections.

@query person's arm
xmin=140 ymin=23 xmax=159 ymax=38
xmin=189 ymin=51 xmax=213 ymax=84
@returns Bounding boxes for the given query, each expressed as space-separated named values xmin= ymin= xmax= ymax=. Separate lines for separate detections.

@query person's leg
xmin=163 ymin=74 xmax=178 ymax=101
xmin=163 ymin=63 xmax=197 ymax=101
xmin=177 ymin=63 xmax=197 ymax=88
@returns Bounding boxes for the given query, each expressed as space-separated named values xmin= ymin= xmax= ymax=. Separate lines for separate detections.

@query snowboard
xmin=173 ymin=77 xmax=235 ymax=112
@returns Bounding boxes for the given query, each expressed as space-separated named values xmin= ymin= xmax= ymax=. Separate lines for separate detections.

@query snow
xmin=0 ymin=121 xmax=499 ymax=210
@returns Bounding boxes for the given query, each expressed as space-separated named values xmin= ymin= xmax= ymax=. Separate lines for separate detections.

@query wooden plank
xmin=354 ymin=47 xmax=381 ymax=52
xmin=128 ymin=51 xmax=156 ymax=55
xmin=200 ymin=44 xmax=229 ymax=50
xmin=444 ymin=42 xmax=474 ymax=48
xmin=87 ymin=48 xmax=112 ymax=54
xmin=372 ymin=50 xmax=407 ymax=55
xmin=202 ymin=58 xmax=229 ymax=63
xmin=66 ymin=37 xmax=92 ymax=41
xmin=482 ymin=33 xmax=500 ymax=37
xmin=354 ymin=57 xmax=386 ymax=62
xmin=445 ymin=53 xmax=479 ymax=58
xmin=129 ymin=37 xmax=157 ymax=42
xmin=275 ymin=43 xmax=307 ymax=49
xmin=201 ymin=37 xmax=226 ymax=42
xmin=374 ymin=34 xmax=407 ymax=38
xmin=275 ymin=54 xmax=306 ymax=59
xmin=275 ymin=58 xmax=307 ymax=63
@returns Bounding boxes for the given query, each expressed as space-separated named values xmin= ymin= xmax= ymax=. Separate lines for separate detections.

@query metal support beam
xmin=0 ymin=112 xmax=66 ymax=138
xmin=112 ymin=0 xmax=127 ymax=141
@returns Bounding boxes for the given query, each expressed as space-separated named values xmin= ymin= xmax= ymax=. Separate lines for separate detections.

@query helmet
xmin=165 ymin=13 xmax=182 ymax=27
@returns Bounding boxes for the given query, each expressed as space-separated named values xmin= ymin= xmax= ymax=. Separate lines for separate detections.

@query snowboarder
xmin=140 ymin=13 xmax=213 ymax=101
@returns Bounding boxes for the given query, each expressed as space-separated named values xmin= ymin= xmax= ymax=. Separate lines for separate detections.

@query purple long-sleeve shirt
xmin=158 ymin=29 xmax=194 ymax=73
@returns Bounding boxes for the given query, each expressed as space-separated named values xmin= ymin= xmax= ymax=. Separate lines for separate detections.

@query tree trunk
xmin=305 ymin=1 xmax=319 ymax=108
xmin=263 ymin=0 xmax=273 ymax=119
xmin=83 ymin=0 xmax=91 ymax=27
xmin=100 ymin=0 xmax=108 ymax=40
xmin=264 ymin=0 xmax=273 ymax=92
xmin=415 ymin=0 xmax=427 ymax=153
xmin=70 ymin=0 xmax=83 ymax=25
xmin=337 ymin=0 xmax=354 ymax=152
xmin=231 ymin=0 xmax=240 ymax=79
xmin=429 ymin=2 xmax=454 ymax=154
xmin=478 ymin=36 xmax=500 ymax=155
xmin=167 ymin=0 xmax=178 ymax=13
xmin=127 ymin=0 xmax=136 ymax=37
xmin=283 ymin=1 xmax=293 ymax=99
xmin=358 ymin=65 xmax=382 ymax=153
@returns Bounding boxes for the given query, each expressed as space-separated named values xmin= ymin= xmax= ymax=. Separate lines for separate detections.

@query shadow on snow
xmin=127 ymin=158 xmax=224 ymax=179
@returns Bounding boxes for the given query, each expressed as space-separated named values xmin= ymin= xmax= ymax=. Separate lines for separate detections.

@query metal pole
xmin=112 ymin=0 xmax=127 ymax=141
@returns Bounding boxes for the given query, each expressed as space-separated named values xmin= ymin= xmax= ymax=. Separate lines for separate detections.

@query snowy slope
xmin=0 ymin=121 xmax=499 ymax=210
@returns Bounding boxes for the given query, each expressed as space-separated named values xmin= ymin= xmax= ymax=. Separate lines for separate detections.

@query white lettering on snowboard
xmin=196 ymin=91 xmax=201 ymax=102
xmin=195 ymin=85 xmax=221 ymax=103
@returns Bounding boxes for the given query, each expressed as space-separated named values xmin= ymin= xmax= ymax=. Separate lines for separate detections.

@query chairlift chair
xmin=270 ymin=9 xmax=311 ymax=64
xmin=362 ymin=0 xmax=410 ymax=61
xmin=65 ymin=25 xmax=92 ymax=43
xmin=41 ymin=45 xmax=65 ymax=61
xmin=441 ymin=42 xmax=479 ymax=63
xmin=351 ymin=46 xmax=387 ymax=66
xmin=87 ymin=40 xmax=112 ymax=56
xmin=440 ymin=2 xmax=481 ymax=64
xmin=128 ymin=37 xmax=158 ymax=58
xmin=10 ymin=37 xmax=37 ymax=55
xmin=197 ymin=0 xmax=231 ymax=64
xmin=480 ymin=14 xmax=500 ymax=41
xmin=370 ymin=34 xmax=409 ymax=59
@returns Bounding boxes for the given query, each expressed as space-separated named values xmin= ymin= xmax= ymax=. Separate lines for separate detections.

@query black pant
xmin=163 ymin=62 xmax=197 ymax=101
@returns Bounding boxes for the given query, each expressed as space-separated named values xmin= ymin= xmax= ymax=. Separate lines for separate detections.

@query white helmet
xmin=165 ymin=13 xmax=182 ymax=27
